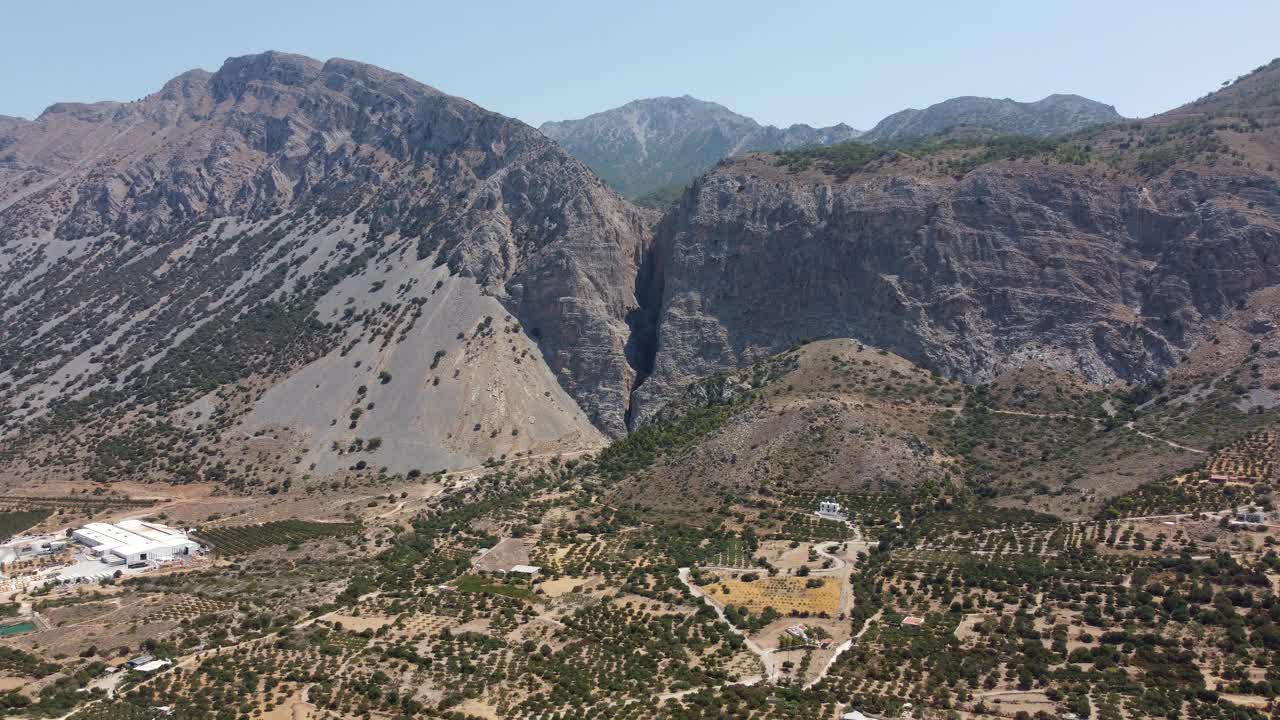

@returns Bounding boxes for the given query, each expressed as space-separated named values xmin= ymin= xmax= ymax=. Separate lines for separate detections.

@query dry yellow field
xmin=705 ymin=576 xmax=840 ymax=615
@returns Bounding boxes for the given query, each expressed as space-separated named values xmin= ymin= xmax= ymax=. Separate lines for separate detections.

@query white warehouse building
xmin=71 ymin=520 xmax=199 ymax=565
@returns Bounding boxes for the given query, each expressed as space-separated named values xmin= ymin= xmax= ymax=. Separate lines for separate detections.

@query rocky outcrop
xmin=860 ymin=94 xmax=1121 ymax=143
xmin=629 ymin=155 xmax=1280 ymax=424
xmin=540 ymin=96 xmax=861 ymax=197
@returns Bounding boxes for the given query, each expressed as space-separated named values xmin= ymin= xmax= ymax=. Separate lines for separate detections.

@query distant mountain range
xmin=539 ymin=96 xmax=861 ymax=198
xmin=858 ymin=93 xmax=1123 ymax=143
xmin=541 ymin=93 xmax=1122 ymax=198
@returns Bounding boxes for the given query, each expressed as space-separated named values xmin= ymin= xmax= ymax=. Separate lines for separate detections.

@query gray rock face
xmin=0 ymin=51 xmax=653 ymax=445
xmin=860 ymin=94 xmax=1122 ymax=143
xmin=540 ymin=96 xmax=861 ymax=197
xmin=629 ymin=157 xmax=1280 ymax=424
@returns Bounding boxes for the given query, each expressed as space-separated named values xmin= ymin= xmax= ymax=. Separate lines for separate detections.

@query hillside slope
xmin=610 ymin=339 xmax=962 ymax=521
xmin=611 ymin=333 xmax=1280 ymax=522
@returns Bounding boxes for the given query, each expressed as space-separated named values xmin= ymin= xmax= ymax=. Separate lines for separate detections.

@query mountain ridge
xmin=539 ymin=95 xmax=862 ymax=197
xmin=859 ymin=92 xmax=1123 ymax=142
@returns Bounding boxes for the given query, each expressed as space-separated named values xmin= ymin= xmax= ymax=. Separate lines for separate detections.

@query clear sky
xmin=3 ymin=1 xmax=1278 ymax=130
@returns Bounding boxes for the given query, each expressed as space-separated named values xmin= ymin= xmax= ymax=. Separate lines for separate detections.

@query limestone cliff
xmin=629 ymin=62 xmax=1280 ymax=423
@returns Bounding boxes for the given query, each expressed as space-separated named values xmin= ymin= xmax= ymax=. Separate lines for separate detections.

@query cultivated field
xmin=703 ymin=575 xmax=841 ymax=616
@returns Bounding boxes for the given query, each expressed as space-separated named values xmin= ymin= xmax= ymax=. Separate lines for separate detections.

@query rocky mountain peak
xmin=0 ymin=52 xmax=655 ymax=458
xmin=35 ymin=100 xmax=127 ymax=122
xmin=540 ymin=96 xmax=860 ymax=197
xmin=209 ymin=51 xmax=323 ymax=99
xmin=157 ymin=68 xmax=213 ymax=96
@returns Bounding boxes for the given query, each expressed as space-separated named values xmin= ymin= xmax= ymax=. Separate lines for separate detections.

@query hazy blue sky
xmin=3 ymin=1 xmax=1278 ymax=129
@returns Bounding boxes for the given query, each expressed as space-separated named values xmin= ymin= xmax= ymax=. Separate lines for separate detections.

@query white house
xmin=816 ymin=500 xmax=848 ymax=522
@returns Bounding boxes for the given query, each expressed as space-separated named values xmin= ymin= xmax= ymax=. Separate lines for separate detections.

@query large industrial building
xmin=71 ymin=520 xmax=199 ymax=566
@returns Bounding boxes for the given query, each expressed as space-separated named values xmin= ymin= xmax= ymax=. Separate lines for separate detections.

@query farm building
xmin=72 ymin=520 xmax=199 ymax=565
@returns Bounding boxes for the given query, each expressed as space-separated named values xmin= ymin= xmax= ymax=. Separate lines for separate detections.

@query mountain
xmin=538 ymin=92 xmax=1121 ymax=199
xmin=627 ymin=60 xmax=1280 ymax=425
xmin=3 ymin=51 xmax=1280 ymax=494
xmin=0 ymin=51 xmax=655 ymax=486
xmin=539 ymin=96 xmax=861 ymax=197
xmin=859 ymin=93 xmax=1122 ymax=143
